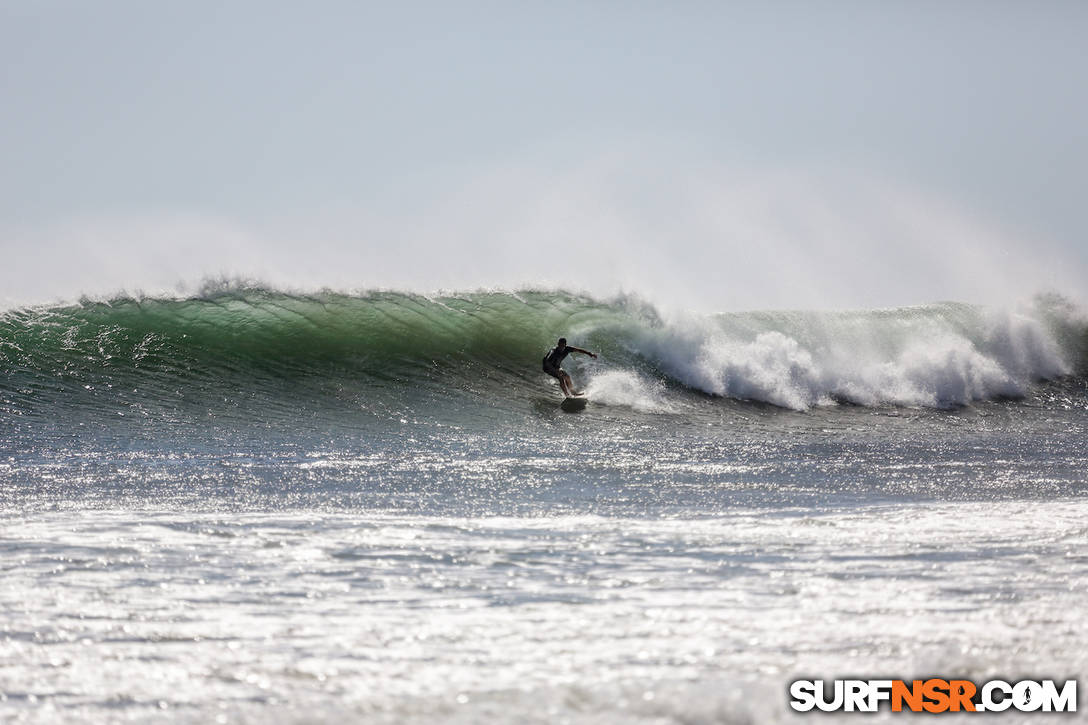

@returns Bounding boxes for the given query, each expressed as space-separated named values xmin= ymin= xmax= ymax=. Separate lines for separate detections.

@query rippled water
xmin=3 ymin=501 xmax=1086 ymax=724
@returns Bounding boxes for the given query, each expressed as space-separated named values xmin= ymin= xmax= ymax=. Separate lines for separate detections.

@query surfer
xmin=542 ymin=338 xmax=597 ymax=397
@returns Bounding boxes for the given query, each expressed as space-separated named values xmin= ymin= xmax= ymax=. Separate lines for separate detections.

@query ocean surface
xmin=2 ymin=287 xmax=1086 ymax=723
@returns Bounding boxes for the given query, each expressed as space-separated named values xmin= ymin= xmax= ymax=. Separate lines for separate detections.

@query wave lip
xmin=0 ymin=286 xmax=1084 ymax=418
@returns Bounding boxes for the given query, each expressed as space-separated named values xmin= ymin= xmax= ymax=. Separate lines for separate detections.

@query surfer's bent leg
xmin=560 ymin=371 xmax=574 ymax=396
xmin=556 ymin=373 xmax=570 ymax=396
xmin=545 ymin=365 xmax=569 ymax=396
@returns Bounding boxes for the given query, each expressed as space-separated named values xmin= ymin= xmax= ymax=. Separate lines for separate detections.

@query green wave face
xmin=1 ymin=288 xmax=610 ymax=372
xmin=1 ymin=287 xmax=1085 ymax=431
xmin=0 ymin=288 xmax=656 ymax=430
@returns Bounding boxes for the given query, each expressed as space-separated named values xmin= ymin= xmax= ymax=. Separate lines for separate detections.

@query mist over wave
xmin=7 ymin=155 xmax=1087 ymax=313
xmin=1 ymin=285 xmax=1084 ymax=425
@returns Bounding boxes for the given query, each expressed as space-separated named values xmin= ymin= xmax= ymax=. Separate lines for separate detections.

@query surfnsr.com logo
xmin=789 ymin=679 xmax=1077 ymax=713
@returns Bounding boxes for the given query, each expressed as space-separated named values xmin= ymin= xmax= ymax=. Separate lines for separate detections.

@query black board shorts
xmin=542 ymin=357 xmax=562 ymax=378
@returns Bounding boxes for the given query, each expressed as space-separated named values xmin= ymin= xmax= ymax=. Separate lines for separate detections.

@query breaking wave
xmin=1 ymin=286 xmax=1084 ymax=424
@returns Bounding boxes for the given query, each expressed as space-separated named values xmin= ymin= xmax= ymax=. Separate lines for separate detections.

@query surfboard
xmin=560 ymin=395 xmax=588 ymax=412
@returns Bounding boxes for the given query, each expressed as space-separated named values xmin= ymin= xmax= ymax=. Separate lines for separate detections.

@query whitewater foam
xmin=583 ymin=370 xmax=678 ymax=413
xmin=628 ymin=298 xmax=1080 ymax=409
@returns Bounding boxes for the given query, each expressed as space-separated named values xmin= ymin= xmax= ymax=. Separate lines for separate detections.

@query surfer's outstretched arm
xmin=569 ymin=347 xmax=598 ymax=359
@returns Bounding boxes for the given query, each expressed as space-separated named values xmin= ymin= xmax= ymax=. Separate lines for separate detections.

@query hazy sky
xmin=2 ymin=1 xmax=1086 ymax=308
